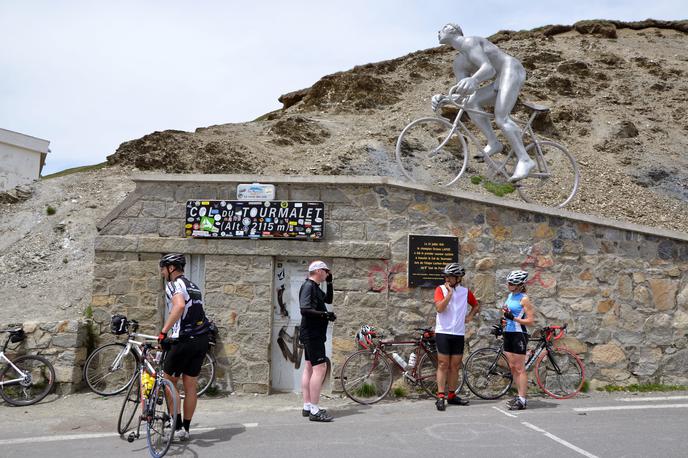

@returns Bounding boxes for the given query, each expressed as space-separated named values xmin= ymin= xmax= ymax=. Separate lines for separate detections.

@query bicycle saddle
xmin=522 ymin=101 xmax=550 ymax=113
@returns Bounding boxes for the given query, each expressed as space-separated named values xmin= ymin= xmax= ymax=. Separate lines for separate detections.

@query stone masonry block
xmin=341 ymin=222 xmax=366 ymax=240
xmin=101 ymin=219 xmax=131 ymax=236
xmin=166 ymin=201 xmax=187 ymax=218
xmin=159 ymin=220 xmax=183 ymax=237
xmin=288 ymin=186 xmax=321 ymax=201
xmin=141 ymin=200 xmax=166 ymax=218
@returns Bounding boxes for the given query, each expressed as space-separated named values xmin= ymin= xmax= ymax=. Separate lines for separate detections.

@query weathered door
xmin=270 ymin=258 xmax=332 ymax=392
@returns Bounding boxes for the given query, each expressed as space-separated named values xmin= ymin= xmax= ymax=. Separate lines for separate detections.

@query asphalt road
xmin=1 ymin=391 xmax=686 ymax=457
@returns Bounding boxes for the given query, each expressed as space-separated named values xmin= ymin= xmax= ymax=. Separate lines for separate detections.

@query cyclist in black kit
xmin=299 ymin=260 xmax=336 ymax=422
xmin=158 ymin=253 xmax=211 ymax=441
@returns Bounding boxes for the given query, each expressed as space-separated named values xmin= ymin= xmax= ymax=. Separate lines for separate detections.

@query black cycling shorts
xmin=303 ymin=340 xmax=328 ymax=366
xmin=503 ymin=332 xmax=528 ymax=355
xmin=163 ymin=333 xmax=209 ymax=377
xmin=435 ymin=333 xmax=465 ymax=356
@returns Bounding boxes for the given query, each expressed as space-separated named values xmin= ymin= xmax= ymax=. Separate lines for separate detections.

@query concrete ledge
xmin=95 ymin=235 xmax=391 ymax=259
xmin=115 ymin=173 xmax=688 ymax=243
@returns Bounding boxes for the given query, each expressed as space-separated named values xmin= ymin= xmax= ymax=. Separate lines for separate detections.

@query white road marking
xmin=0 ymin=423 xmax=259 ymax=446
xmin=616 ymin=395 xmax=688 ymax=402
xmin=0 ymin=432 xmax=118 ymax=446
xmin=521 ymin=421 xmax=598 ymax=458
xmin=574 ymin=403 xmax=688 ymax=412
xmin=492 ymin=406 xmax=517 ymax=418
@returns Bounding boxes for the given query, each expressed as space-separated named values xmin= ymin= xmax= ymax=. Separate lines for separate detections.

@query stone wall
xmin=0 ymin=319 xmax=89 ymax=394
xmin=93 ymin=174 xmax=688 ymax=391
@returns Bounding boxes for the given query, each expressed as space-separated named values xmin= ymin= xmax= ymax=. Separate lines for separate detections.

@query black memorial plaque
xmin=408 ymin=235 xmax=459 ymax=287
xmin=185 ymin=200 xmax=324 ymax=240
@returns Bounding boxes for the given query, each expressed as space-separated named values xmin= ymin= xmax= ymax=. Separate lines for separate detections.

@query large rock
xmin=648 ymin=279 xmax=678 ymax=311
xmin=574 ymin=20 xmax=618 ymax=38
xmin=591 ymin=342 xmax=626 ymax=367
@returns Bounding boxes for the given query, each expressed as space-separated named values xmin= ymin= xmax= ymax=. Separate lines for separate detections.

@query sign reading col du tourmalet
xmin=185 ymin=200 xmax=324 ymax=240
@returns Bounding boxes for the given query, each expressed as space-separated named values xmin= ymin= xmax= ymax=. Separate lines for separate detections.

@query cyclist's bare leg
xmin=436 ymin=353 xmax=450 ymax=395
xmin=164 ymin=372 xmax=181 ymax=421
xmin=504 ymin=351 xmax=528 ymax=398
xmin=181 ymin=374 xmax=198 ymax=422
xmin=301 ymin=361 xmax=313 ymax=405
xmin=493 ymin=66 xmax=534 ymax=182
xmin=309 ymin=361 xmax=328 ymax=409
xmin=447 ymin=354 xmax=463 ymax=393
xmin=465 ymin=85 xmax=503 ymax=156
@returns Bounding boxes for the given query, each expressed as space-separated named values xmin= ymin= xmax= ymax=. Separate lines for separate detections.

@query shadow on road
xmin=329 ymin=404 xmax=372 ymax=419
xmin=167 ymin=425 xmax=247 ymax=456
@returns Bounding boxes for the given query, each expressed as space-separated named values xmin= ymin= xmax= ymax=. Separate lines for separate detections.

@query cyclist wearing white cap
xmin=299 ymin=260 xmax=336 ymax=422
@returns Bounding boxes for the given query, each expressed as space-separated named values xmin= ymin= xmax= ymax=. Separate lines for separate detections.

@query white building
xmin=0 ymin=128 xmax=50 ymax=191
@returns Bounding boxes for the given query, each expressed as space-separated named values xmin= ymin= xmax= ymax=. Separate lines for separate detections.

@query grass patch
xmin=581 ymin=379 xmax=590 ymax=393
xmin=354 ymin=382 xmax=378 ymax=398
xmin=392 ymin=385 xmax=408 ymax=398
xmin=46 ymin=205 xmax=56 ymax=215
xmin=469 ymin=175 xmax=516 ymax=197
xmin=597 ymin=382 xmax=688 ymax=393
xmin=42 ymin=162 xmax=108 ymax=179
xmin=482 ymin=180 xmax=516 ymax=197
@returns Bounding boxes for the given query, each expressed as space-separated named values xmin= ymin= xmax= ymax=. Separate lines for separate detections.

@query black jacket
xmin=298 ymin=279 xmax=333 ymax=343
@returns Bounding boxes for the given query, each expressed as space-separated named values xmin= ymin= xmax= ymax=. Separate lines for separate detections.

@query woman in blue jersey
xmin=501 ymin=270 xmax=536 ymax=410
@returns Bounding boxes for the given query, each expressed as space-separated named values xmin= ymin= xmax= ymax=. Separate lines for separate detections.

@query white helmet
xmin=507 ymin=270 xmax=529 ymax=285
xmin=443 ymin=263 xmax=465 ymax=277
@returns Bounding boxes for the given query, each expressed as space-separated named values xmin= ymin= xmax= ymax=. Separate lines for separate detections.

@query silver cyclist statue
xmin=432 ymin=23 xmax=534 ymax=182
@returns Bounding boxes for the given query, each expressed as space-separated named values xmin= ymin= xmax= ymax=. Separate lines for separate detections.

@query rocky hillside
xmin=108 ymin=19 xmax=688 ymax=232
xmin=2 ymin=19 xmax=687 ymax=323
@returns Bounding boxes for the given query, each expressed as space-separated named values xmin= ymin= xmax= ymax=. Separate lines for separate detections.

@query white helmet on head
xmin=443 ymin=263 xmax=465 ymax=277
xmin=507 ymin=270 xmax=529 ymax=285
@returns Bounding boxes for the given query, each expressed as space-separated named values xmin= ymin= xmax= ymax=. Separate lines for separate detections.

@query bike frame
xmin=110 ymin=331 xmax=159 ymax=371
xmin=0 ymin=329 xmax=30 ymax=386
xmin=129 ymin=344 xmax=173 ymax=439
xmin=488 ymin=324 xmax=568 ymax=376
xmin=374 ymin=338 xmax=437 ymax=383
xmin=0 ymin=352 xmax=28 ymax=386
xmin=437 ymin=96 xmax=548 ymax=184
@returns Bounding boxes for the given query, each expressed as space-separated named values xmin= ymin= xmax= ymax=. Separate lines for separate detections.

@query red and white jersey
xmin=434 ymin=285 xmax=478 ymax=336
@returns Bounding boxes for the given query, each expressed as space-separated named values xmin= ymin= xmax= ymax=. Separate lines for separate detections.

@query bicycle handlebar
xmin=543 ymin=323 xmax=567 ymax=341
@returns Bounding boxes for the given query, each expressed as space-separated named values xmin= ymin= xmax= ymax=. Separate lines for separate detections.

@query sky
xmin=1 ymin=1 xmax=686 ymax=174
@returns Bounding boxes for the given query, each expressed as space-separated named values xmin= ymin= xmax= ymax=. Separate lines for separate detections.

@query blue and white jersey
xmin=504 ymin=292 xmax=527 ymax=333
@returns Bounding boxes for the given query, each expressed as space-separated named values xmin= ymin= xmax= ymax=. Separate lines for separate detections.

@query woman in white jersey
xmin=433 ymin=263 xmax=480 ymax=411
xmin=501 ymin=270 xmax=536 ymax=410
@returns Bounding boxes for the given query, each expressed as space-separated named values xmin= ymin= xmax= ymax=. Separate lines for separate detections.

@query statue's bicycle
xmin=395 ymin=86 xmax=580 ymax=208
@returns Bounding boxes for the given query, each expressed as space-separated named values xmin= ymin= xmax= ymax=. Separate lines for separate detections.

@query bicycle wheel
xmin=146 ymin=378 xmax=177 ymax=458
xmin=178 ymin=351 xmax=216 ymax=398
xmin=0 ymin=355 xmax=56 ymax=406
xmin=118 ymin=373 xmax=141 ymax=435
xmin=84 ymin=343 xmax=138 ymax=396
xmin=463 ymin=348 xmax=512 ymax=400
xmin=508 ymin=141 xmax=580 ymax=208
xmin=535 ymin=347 xmax=585 ymax=399
xmin=395 ymin=117 xmax=468 ymax=187
xmin=340 ymin=350 xmax=393 ymax=404
xmin=416 ymin=351 xmax=438 ymax=398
